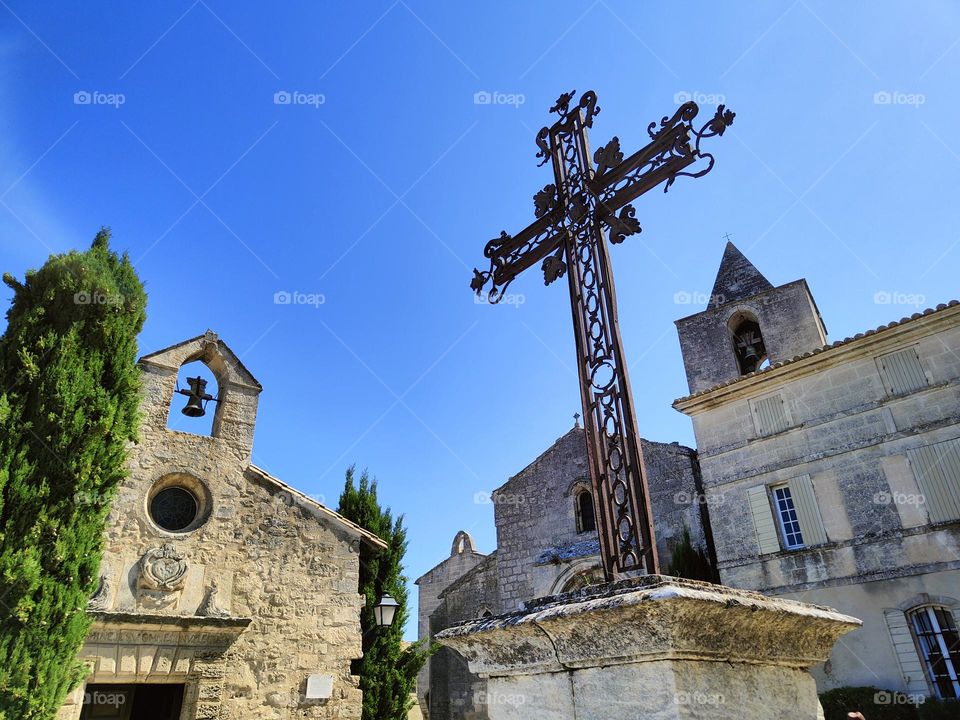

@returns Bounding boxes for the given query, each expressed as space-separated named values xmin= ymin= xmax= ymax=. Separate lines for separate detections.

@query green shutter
xmin=746 ymin=485 xmax=781 ymax=554
xmin=907 ymin=439 xmax=960 ymax=523
xmin=878 ymin=347 xmax=928 ymax=395
xmin=883 ymin=609 xmax=929 ymax=696
xmin=789 ymin=475 xmax=828 ymax=546
xmin=752 ymin=394 xmax=789 ymax=436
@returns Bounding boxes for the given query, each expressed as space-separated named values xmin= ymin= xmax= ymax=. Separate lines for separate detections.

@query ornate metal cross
xmin=471 ymin=90 xmax=735 ymax=579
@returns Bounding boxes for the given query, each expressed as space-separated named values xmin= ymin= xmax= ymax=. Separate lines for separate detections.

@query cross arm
xmin=591 ymin=102 xmax=736 ymax=216
xmin=470 ymin=211 xmax=565 ymax=303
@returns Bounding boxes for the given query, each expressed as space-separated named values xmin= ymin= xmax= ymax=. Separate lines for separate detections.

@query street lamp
xmin=373 ymin=594 xmax=399 ymax=628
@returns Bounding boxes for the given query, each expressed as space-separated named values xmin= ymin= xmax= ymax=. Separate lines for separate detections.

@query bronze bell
xmin=177 ymin=376 xmax=215 ymax=417
xmin=741 ymin=342 xmax=760 ymax=363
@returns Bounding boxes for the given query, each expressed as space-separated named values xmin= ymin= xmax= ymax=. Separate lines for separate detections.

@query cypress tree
xmin=0 ymin=229 xmax=146 ymax=719
xmin=337 ymin=466 xmax=431 ymax=720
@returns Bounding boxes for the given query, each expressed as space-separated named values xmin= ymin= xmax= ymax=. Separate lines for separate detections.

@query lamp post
xmin=373 ymin=594 xmax=399 ymax=628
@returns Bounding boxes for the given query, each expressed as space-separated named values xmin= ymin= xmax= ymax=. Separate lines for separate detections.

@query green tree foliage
xmin=0 ymin=230 xmax=146 ymax=719
xmin=337 ymin=466 xmax=432 ymax=720
xmin=666 ymin=525 xmax=720 ymax=583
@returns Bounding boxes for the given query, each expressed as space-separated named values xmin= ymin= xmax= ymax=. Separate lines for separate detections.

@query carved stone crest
xmin=139 ymin=544 xmax=188 ymax=590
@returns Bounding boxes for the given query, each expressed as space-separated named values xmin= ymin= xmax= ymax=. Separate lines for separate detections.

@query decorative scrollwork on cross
xmin=604 ymin=205 xmax=641 ymax=244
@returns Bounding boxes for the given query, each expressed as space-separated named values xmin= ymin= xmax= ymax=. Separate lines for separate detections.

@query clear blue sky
xmin=1 ymin=2 xmax=958 ymax=639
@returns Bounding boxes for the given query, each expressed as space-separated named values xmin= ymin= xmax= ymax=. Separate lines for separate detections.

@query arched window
xmin=575 ymin=489 xmax=596 ymax=534
xmin=478 ymin=608 xmax=493 ymax=619
xmin=908 ymin=605 xmax=960 ymax=698
xmin=729 ymin=312 xmax=768 ymax=375
xmin=560 ymin=567 xmax=606 ymax=594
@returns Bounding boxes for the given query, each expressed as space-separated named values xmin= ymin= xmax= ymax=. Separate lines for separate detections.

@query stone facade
xmin=416 ymin=428 xmax=710 ymax=719
xmin=59 ymin=331 xmax=385 ymax=720
xmin=674 ymin=245 xmax=960 ymax=700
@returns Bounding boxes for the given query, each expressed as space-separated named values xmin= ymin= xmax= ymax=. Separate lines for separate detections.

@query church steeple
xmin=709 ymin=241 xmax=774 ymax=308
xmin=674 ymin=241 xmax=827 ymax=395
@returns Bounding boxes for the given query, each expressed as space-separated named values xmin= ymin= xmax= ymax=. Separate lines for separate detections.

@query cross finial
xmin=722 ymin=232 xmax=734 ymax=242
xmin=573 ymin=412 xmax=581 ymax=428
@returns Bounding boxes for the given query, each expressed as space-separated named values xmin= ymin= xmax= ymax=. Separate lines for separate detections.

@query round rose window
xmin=149 ymin=486 xmax=199 ymax=532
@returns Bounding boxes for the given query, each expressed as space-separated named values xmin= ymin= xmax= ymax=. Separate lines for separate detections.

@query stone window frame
xmin=568 ymin=480 xmax=596 ymax=535
xmin=726 ymin=306 xmax=770 ymax=376
xmin=145 ymin=472 xmax=213 ymax=536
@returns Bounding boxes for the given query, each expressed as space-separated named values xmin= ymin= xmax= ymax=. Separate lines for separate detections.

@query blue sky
xmin=1 ymin=2 xmax=958 ymax=639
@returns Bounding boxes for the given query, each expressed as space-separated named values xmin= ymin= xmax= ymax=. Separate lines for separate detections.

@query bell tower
xmin=675 ymin=242 xmax=827 ymax=394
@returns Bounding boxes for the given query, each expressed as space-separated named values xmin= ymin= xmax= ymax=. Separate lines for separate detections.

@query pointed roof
xmin=708 ymin=241 xmax=774 ymax=309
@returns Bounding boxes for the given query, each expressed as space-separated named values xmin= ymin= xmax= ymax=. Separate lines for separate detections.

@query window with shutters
xmin=772 ymin=484 xmax=805 ymax=549
xmin=877 ymin=347 xmax=928 ymax=396
xmin=907 ymin=439 xmax=960 ymax=523
xmin=908 ymin=605 xmax=960 ymax=699
xmin=750 ymin=393 xmax=790 ymax=437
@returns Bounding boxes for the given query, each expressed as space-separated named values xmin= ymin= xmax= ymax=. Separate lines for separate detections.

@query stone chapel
xmin=418 ymin=242 xmax=960 ymax=719
xmin=58 ymin=331 xmax=384 ymax=720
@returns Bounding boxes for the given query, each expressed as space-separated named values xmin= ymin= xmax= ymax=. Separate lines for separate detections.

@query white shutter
xmin=877 ymin=347 xmax=928 ymax=395
xmin=907 ymin=439 xmax=960 ymax=523
xmin=746 ymin=485 xmax=781 ymax=554
xmin=789 ymin=475 xmax=828 ymax=546
xmin=883 ymin=609 xmax=929 ymax=696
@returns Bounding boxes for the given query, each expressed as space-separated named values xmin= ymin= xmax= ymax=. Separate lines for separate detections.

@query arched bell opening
xmin=166 ymin=360 xmax=221 ymax=437
xmin=728 ymin=311 xmax=768 ymax=376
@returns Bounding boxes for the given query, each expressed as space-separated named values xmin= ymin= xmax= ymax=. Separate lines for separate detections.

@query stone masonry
xmin=58 ymin=331 xmax=386 ymax=720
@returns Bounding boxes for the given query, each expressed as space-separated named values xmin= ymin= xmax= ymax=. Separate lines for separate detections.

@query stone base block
xmin=436 ymin=575 xmax=861 ymax=720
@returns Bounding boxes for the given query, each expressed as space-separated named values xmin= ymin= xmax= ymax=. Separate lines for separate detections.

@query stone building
xmin=58 ymin=331 xmax=385 ymax=720
xmin=416 ymin=426 xmax=711 ymax=719
xmin=420 ymin=241 xmax=960 ymax=713
xmin=673 ymin=243 xmax=960 ymax=700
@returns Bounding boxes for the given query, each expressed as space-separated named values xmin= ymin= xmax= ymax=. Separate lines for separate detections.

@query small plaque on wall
xmin=306 ymin=674 xmax=333 ymax=699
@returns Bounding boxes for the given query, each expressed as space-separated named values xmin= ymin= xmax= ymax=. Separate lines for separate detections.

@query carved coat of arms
xmin=138 ymin=544 xmax=188 ymax=592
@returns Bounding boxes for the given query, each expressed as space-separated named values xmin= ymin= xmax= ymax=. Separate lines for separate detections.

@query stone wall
xmin=59 ymin=333 xmax=375 ymax=720
xmin=676 ymin=303 xmax=960 ymax=695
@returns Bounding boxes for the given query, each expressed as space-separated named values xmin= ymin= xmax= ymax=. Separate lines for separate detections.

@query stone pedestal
xmin=435 ymin=576 xmax=860 ymax=720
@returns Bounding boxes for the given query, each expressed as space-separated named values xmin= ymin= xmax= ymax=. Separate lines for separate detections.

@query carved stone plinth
xmin=435 ymin=575 xmax=860 ymax=720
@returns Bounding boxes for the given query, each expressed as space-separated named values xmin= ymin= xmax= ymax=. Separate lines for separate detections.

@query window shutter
xmin=746 ymin=486 xmax=781 ymax=554
xmin=789 ymin=475 xmax=828 ymax=546
xmin=878 ymin=347 xmax=928 ymax=395
xmin=752 ymin=394 xmax=789 ymax=436
xmin=907 ymin=439 xmax=960 ymax=523
xmin=883 ymin=609 xmax=929 ymax=696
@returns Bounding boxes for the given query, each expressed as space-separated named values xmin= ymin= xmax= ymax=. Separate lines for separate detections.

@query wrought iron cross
xmin=471 ymin=90 xmax=735 ymax=579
